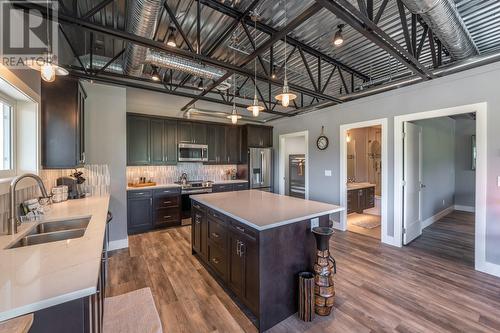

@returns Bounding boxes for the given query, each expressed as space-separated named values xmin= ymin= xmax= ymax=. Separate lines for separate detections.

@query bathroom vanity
xmin=347 ymin=183 xmax=375 ymax=214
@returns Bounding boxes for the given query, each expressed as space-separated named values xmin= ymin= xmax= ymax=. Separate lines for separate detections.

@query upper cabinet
xmin=42 ymin=76 xmax=86 ymax=169
xmin=127 ymin=115 xmax=177 ymax=166
xmin=126 ymin=114 xmax=272 ymax=166
xmin=178 ymin=121 xmax=207 ymax=144
xmin=245 ymin=125 xmax=273 ymax=148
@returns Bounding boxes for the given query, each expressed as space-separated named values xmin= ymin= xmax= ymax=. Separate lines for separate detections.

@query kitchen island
xmin=190 ymin=190 xmax=343 ymax=331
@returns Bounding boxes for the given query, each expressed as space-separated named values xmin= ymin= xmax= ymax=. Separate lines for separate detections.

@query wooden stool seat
xmin=103 ymin=288 xmax=162 ymax=333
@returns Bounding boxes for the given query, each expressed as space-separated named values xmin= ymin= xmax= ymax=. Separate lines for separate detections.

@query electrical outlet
xmin=325 ymin=170 xmax=332 ymax=177
xmin=310 ymin=217 xmax=319 ymax=231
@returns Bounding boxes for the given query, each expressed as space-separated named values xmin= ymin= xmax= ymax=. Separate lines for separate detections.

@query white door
xmin=403 ymin=122 xmax=422 ymax=244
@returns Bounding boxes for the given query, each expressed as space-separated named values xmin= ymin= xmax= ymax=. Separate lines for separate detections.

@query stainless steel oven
xmin=178 ymin=143 xmax=208 ymax=162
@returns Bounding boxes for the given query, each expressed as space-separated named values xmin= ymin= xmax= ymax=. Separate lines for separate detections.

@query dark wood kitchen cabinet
xmin=127 ymin=114 xmax=177 ymax=166
xmin=207 ymin=124 xmax=226 ymax=163
xmin=127 ymin=115 xmax=151 ymax=165
xmin=245 ymin=125 xmax=273 ymax=148
xmin=127 ymin=190 xmax=153 ymax=234
xmin=228 ymin=223 xmax=259 ymax=314
xmin=192 ymin=202 xmax=207 ymax=259
xmin=225 ymin=125 xmax=241 ymax=163
xmin=127 ymin=187 xmax=181 ymax=234
xmin=178 ymin=121 xmax=207 ymax=144
xmin=41 ymin=76 xmax=86 ymax=168
xmin=212 ymin=182 xmax=248 ymax=193
xmin=151 ymin=119 xmax=177 ymax=165
xmin=347 ymin=186 xmax=375 ymax=214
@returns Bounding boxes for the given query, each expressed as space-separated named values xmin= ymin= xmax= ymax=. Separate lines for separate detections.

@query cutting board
xmin=128 ymin=182 xmax=157 ymax=188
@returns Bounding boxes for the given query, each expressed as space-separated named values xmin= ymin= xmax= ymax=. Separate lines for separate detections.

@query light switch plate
xmin=310 ymin=217 xmax=319 ymax=231
xmin=325 ymin=170 xmax=332 ymax=177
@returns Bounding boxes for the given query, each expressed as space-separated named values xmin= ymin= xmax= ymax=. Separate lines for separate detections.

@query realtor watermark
xmin=0 ymin=0 xmax=59 ymax=69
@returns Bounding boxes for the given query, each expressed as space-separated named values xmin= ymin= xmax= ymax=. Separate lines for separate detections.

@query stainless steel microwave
xmin=178 ymin=143 xmax=208 ymax=162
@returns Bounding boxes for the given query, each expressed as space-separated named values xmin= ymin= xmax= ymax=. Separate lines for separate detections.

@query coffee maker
xmin=57 ymin=170 xmax=86 ymax=199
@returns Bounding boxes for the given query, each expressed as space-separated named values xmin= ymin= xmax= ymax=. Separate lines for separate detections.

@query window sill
xmin=0 ymin=175 xmax=38 ymax=196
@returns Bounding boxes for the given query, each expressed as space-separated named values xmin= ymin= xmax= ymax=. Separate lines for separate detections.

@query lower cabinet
xmin=212 ymin=182 xmax=249 ymax=193
xmin=127 ymin=187 xmax=181 ymax=234
xmin=192 ymin=203 xmax=259 ymax=317
xmin=347 ymin=186 xmax=375 ymax=214
xmin=30 ymin=227 xmax=108 ymax=333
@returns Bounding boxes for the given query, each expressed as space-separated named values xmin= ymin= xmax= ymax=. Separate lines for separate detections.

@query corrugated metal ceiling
xmin=59 ymin=0 xmax=500 ymax=114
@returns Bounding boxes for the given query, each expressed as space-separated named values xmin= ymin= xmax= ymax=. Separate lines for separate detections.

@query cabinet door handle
xmin=236 ymin=240 xmax=241 ymax=256
xmin=211 ymin=232 xmax=220 ymax=238
xmin=164 ymin=201 xmax=172 ymax=204
xmin=212 ymin=258 xmax=220 ymax=264
xmin=239 ymin=242 xmax=245 ymax=257
xmin=163 ymin=215 xmax=172 ymax=219
xmin=236 ymin=226 xmax=245 ymax=233
xmin=193 ymin=204 xmax=201 ymax=209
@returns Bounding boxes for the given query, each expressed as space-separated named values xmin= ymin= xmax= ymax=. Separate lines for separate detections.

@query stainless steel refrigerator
xmin=249 ymin=148 xmax=273 ymax=192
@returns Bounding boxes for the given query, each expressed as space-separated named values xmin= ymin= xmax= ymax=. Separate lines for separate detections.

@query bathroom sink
xmin=35 ymin=218 xmax=90 ymax=234
xmin=8 ymin=228 xmax=86 ymax=249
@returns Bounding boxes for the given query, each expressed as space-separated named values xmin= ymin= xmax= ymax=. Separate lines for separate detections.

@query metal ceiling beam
xmin=315 ymin=0 xmax=435 ymax=80
xmin=198 ymin=0 xmax=369 ymax=81
xmin=67 ymin=70 xmax=293 ymax=117
xmin=17 ymin=2 xmax=337 ymax=109
xmin=81 ymin=0 xmax=115 ymax=20
xmin=181 ymin=2 xmax=340 ymax=111
xmin=164 ymin=3 xmax=196 ymax=53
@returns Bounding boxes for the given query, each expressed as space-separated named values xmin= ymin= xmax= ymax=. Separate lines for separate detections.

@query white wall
xmin=83 ymin=82 xmax=127 ymax=247
xmin=283 ymin=135 xmax=306 ymax=195
xmin=455 ymin=118 xmax=476 ymax=207
xmin=270 ymin=61 xmax=500 ymax=266
xmin=412 ymin=117 xmax=456 ymax=220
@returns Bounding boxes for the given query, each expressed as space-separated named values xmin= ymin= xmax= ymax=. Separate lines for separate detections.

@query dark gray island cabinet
xmin=190 ymin=190 xmax=343 ymax=332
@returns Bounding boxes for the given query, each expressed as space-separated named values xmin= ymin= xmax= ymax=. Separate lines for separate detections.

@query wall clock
xmin=316 ymin=126 xmax=329 ymax=150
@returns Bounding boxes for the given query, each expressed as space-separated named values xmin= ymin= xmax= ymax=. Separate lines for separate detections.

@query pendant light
xmin=246 ymin=13 xmax=264 ymax=117
xmin=27 ymin=1 xmax=68 ymax=82
xmin=151 ymin=66 xmax=160 ymax=81
xmin=333 ymin=24 xmax=345 ymax=46
xmin=228 ymin=33 xmax=242 ymax=124
xmin=167 ymin=26 xmax=177 ymax=48
xmin=275 ymin=0 xmax=296 ymax=107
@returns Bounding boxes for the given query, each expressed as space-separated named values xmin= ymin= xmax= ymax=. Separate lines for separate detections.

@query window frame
xmin=0 ymin=92 xmax=16 ymax=179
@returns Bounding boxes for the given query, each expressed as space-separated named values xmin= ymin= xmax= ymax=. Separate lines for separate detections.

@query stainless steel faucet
xmin=8 ymin=173 xmax=49 ymax=235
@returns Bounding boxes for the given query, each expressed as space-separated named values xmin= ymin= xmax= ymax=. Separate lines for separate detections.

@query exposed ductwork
xmin=123 ymin=0 xmax=164 ymax=76
xmin=145 ymin=50 xmax=225 ymax=81
xmin=400 ymin=0 xmax=478 ymax=60
xmin=79 ymin=54 xmax=123 ymax=74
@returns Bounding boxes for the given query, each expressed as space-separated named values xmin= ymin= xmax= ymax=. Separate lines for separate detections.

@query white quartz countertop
xmin=0 ymin=196 xmax=110 ymax=321
xmin=212 ymin=180 xmax=248 ymax=184
xmin=190 ymin=190 xmax=343 ymax=231
xmin=347 ymin=182 xmax=376 ymax=190
xmin=126 ymin=183 xmax=181 ymax=191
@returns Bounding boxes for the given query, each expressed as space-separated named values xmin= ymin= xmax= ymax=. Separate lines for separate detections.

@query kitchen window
xmin=0 ymin=97 xmax=14 ymax=177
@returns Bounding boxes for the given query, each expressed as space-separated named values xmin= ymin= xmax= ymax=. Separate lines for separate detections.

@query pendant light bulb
xmin=247 ymin=94 xmax=264 ymax=117
xmin=167 ymin=27 xmax=177 ymax=47
xmin=333 ymin=24 xmax=345 ymax=46
xmin=41 ymin=62 xmax=56 ymax=82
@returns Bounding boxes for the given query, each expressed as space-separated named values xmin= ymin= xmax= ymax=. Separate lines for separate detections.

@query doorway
xmin=278 ymin=131 xmax=309 ymax=199
xmin=339 ymin=119 xmax=388 ymax=243
xmin=394 ymin=103 xmax=488 ymax=274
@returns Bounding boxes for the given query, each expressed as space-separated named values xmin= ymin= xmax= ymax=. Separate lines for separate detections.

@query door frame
xmin=394 ymin=102 xmax=488 ymax=274
xmin=278 ymin=131 xmax=309 ymax=199
xmin=339 ymin=118 xmax=389 ymax=244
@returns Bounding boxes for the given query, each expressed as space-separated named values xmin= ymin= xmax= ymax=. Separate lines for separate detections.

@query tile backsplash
xmin=127 ymin=163 xmax=237 ymax=184
xmin=0 ymin=165 xmax=110 ymax=235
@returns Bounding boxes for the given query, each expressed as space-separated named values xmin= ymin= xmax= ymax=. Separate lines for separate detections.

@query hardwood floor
xmin=107 ymin=211 xmax=500 ymax=332
xmin=347 ymin=213 xmax=381 ymax=240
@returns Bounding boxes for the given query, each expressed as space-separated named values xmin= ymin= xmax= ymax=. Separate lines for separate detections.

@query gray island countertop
xmin=190 ymin=190 xmax=343 ymax=231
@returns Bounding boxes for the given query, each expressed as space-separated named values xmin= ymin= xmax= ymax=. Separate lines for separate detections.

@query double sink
xmin=8 ymin=217 xmax=91 ymax=249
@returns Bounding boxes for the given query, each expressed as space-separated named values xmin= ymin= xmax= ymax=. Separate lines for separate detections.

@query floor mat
xmin=349 ymin=214 xmax=381 ymax=229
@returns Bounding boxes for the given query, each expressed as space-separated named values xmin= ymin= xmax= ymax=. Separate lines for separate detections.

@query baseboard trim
xmin=454 ymin=204 xmax=475 ymax=213
xmin=476 ymin=260 xmax=500 ymax=278
xmin=109 ymin=238 xmax=129 ymax=251
xmin=422 ymin=206 xmax=454 ymax=229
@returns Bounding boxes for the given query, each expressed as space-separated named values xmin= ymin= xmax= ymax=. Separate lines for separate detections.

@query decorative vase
xmin=298 ymin=272 xmax=315 ymax=322
xmin=312 ymin=226 xmax=336 ymax=316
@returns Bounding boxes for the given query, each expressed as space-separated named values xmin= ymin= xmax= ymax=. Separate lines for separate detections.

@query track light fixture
xmin=333 ymin=24 xmax=345 ymax=46
xmin=151 ymin=67 xmax=160 ymax=81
